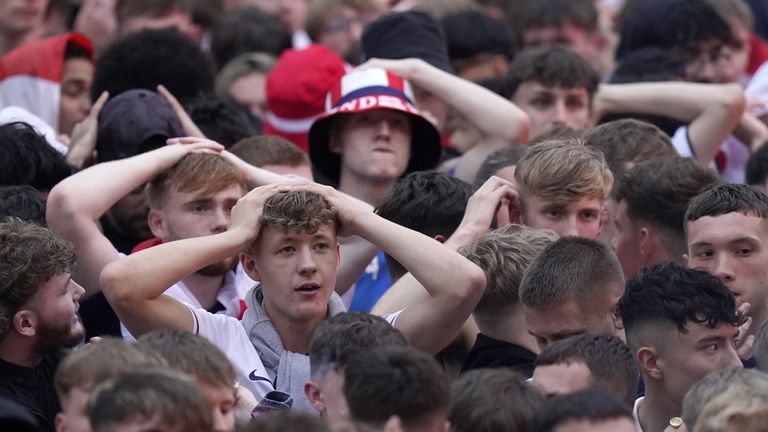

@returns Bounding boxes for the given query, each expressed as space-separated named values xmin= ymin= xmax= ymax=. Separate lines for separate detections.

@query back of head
xmin=146 ymin=153 xmax=245 ymax=210
xmin=230 ymin=136 xmax=310 ymax=168
xmin=530 ymin=389 xmax=633 ymax=432
xmin=584 ymin=119 xmax=678 ymax=188
xmin=210 ymin=6 xmax=292 ymax=68
xmin=534 ymin=333 xmax=639 ymax=406
xmin=465 ymin=224 xmax=557 ymax=316
xmin=92 ymin=28 xmax=214 ymax=103
xmin=519 ymin=235 xmax=624 ymax=313
xmin=215 ymin=52 xmax=276 ymax=99
xmin=0 ymin=219 xmax=75 ymax=339
xmin=619 ymin=263 xmax=743 ymax=352
xmin=376 ymin=171 xmax=474 ymax=280
xmin=449 ymin=368 xmax=543 ymax=432
xmin=474 ymin=145 xmax=529 ymax=187
xmin=685 ymin=183 xmax=768 ymax=226
xmin=308 ymin=312 xmax=407 ymax=380
xmin=185 ymin=93 xmax=260 ymax=147
xmin=87 ymin=368 xmax=213 ymax=432
xmin=442 ymin=10 xmax=512 ymax=72
xmin=137 ymin=329 xmax=235 ymax=389
xmin=243 ymin=411 xmax=331 ymax=432
xmin=343 ymin=346 xmax=450 ymax=429
xmin=746 ymin=142 xmax=768 ymax=190
xmin=260 ymin=190 xmax=339 ymax=234
xmin=682 ymin=368 xmax=768 ymax=430
xmin=617 ymin=158 xmax=720 ymax=257
xmin=515 ymin=139 xmax=613 ymax=204
xmin=0 ymin=122 xmax=72 ymax=192
xmin=506 ymin=46 xmax=600 ymax=100
xmin=0 ymin=185 xmax=46 ymax=226
xmin=693 ymin=377 xmax=768 ymax=432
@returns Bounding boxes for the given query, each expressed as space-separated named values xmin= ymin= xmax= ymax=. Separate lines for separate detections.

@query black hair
xmin=184 ymin=94 xmax=261 ymax=147
xmin=210 ymin=6 xmax=292 ymax=69
xmin=686 ymin=183 xmax=768 ymax=223
xmin=506 ymin=46 xmax=600 ymax=99
xmin=0 ymin=186 xmax=46 ymax=226
xmin=0 ymin=122 xmax=72 ymax=192
xmin=530 ymin=389 xmax=633 ymax=432
xmin=442 ymin=10 xmax=513 ymax=62
xmin=474 ymin=145 xmax=529 ymax=187
xmin=91 ymin=28 xmax=215 ymax=103
xmin=746 ymin=142 xmax=768 ymax=187
xmin=520 ymin=0 xmax=599 ymax=33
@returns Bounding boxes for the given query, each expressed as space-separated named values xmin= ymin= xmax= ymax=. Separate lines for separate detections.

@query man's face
xmin=522 ymin=23 xmax=604 ymax=67
xmin=228 ymin=72 xmax=267 ymax=121
xmin=612 ymin=199 xmax=644 ymax=279
xmin=525 ymin=297 xmax=618 ymax=350
xmin=521 ymin=194 xmax=603 ymax=239
xmin=200 ymin=384 xmax=236 ymax=432
xmin=307 ymin=367 xmax=350 ymax=426
xmin=106 ymin=186 xmax=153 ymax=241
xmin=512 ymin=82 xmax=591 ymax=138
xmin=247 ymin=225 xmax=339 ymax=324
xmin=715 ymin=23 xmax=750 ymax=84
xmin=0 ymin=0 xmax=47 ymax=35
xmin=654 ymin=322 xmax=742 ymax=404
xmin=56 ymin=387 xmax=91 ymax=432
xmin=29 ymin=273 xmax=85 ymax=349
xmin=316 ymin=7 xmax=381 ymax=64
xmin=686 ymin=212 xmax=768 ymax=318
xmin=332 ymin=109 xmax=412 ymax=184
xmin=58 ymin=58 xmax=94 ymax=136
xmin=532 ymin=361 xmax=593 ymax=399
xmin=681 ymin=39 xmax=727 ymax=83
xmin=151 ymin=183 xmax=245 ymax=276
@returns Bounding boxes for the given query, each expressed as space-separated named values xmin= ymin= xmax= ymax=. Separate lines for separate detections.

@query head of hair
xmin=184 ymin=94 xmax=261 ymax=147
xmin=259 ymin=190 xmax=339 ymax=235
xmin=692 ymin=375 xmax=768 ymax=432
xmin=375 ymin=171 xmax=474 ymax=281
xmin=215 ymin=52 xmax=276 ymax=97
xmin=308 ymin=312 xmax=408 ymax=380
xmin=0 ymin=122 xmax=72 ymax=192
xmin=145 ymin=153 xmax=246 ymax=209
xmin=746 ymin=142 xmax=768 ymax=187
xmin=229 ymin=136 xmax=309 ymax=168
xmin=616 ymin=158 xmax=720 ymax=257
xmin=242 ymin=412 xmax=332 ymax=432
xmin=706 ymin=0 xmax=754 ymax=31
xmin=530 ymin=389 xmax=633 ymax=432
xmin=442 ymin=9 xmax=513 ymax=70
xmin=685 ymin=183 xmax=768 ymax=227
xmin=115 ymin=0 xmax=192 ymax=25
xmin=465 ymin=224 xmax=557 ymax=315
xmin=92 ymin=28 xmax=214 ymax=103
xmin=584 ymin=119 xmax=678 ymax=188
xmin=682 ymin=368 xmax=768 ymax=430
xmin=506 ymin=46 xmax=600 ymax=101
xmin=87 ymin=368 xmax=213 ymax=432
xmin=617 ymin=0 xmax=733 ymax=62
xmin=0 ymin=185 xmax=46 ymax=226
xmin=305 ymin=0 xmax=387 ymax=42
xmin=210 ymin=7 xmax=292 ymax=69
xmin=343 ymin=346 xmax=450 ymax=428
xmin=515 ymin=139 xmax=613 ymax=205
xmin=619 ymin=263 xmax=744 ymax=352
xmin=519 ymin=236 xmax=625 ymax=312
xmin=474 ymin=145 xmax=529 ymax=187
xmin=449 ymin=368 xmax=543 ymax=432
xmin=0 ymin=219 xmax=75 ymax=339
xmin=54 ymin=337 xmax=167 ymax=400
xmin=754 ymin=320 xmax=768 ymax=371
xmin=529 ymin=125 xmax=586 ymax=145
xmin=137 ymin=329 xmax=235 ymax=389
xmin=534 ymin=334 xmax=640 ymax=406
xmin=519 ymin=0 xmax=599 ymax=34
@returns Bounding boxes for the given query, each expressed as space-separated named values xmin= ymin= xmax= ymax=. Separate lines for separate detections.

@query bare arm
xmin=594 ymin=82 xmax=746 ymax=164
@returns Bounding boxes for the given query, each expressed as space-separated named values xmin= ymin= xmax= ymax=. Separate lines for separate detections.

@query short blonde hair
xmin=693 ymin=380 xmax=768 ymax=432
xmin=515 ymin=138 xmax=613 ymax=204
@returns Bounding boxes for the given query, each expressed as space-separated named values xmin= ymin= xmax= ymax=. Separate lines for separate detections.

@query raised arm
xmin=594 ymin=82 xmax=746 ymax=164
xmin=46 ymin=141 xmax=223 ymax=298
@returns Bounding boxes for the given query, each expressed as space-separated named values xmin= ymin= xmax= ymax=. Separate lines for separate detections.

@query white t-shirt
xmin=671 ymin=127 xmax=749 ymax=183
xmin=633 ymin=397 xmax=644 ymax=432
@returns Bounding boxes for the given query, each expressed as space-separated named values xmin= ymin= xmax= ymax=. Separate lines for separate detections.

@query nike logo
xmin=249 ymin=369 xmax=272 ymax=383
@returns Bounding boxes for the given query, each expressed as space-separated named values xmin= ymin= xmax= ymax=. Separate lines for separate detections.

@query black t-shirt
xmin=0 ymin=350 xmax=65 ymax=432
xmin=461 ymin=333 xmax=538 ymax=378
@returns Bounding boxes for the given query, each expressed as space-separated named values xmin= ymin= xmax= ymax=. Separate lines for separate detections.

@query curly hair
xmin=261 ymin=190 xmax=338 ymax=234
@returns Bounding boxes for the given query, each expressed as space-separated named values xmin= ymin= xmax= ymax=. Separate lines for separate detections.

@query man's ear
xmin=13 ymin=309 xmax=37 ymax=337
xmin=682 ymin=253 xmax=689 ymax=267
xmin=637 ymin=346 xmax=662 ymax=380
xmin=611 ymin=300 xmax=624 ymax=331
xmin=147 ymin=209 xmax=167 ymax=240
xmin=240 ymin=252 xmax=261 ymax=282
xmin=55 ymin=412 xmax=66 ymax=432
xmin=304 ymin=381 xmax=325 ymax=414
xmin=639 ymin=227 xmax=654 ymax=259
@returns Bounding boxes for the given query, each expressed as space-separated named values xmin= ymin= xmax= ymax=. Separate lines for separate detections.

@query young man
xmin=519 ymin=236 xmax=626 ymax=349
xmin=303 ymin=0 xmax=385 ymax=65
xmin=613 ymin=158 xmax=720 ymax=279
xmin=685 ymin=183 xmax=768 ymax=351
xmin=619 ymin=263 xmax=743 ymax=432
xmin=0 ymin=0 xmax=47 ymax=55
xmin=99 ymin=184 xmax=485 ymax=412
xmin=514 ymin=139 xmax=613 ymax=239
xmin=116 ymin=0 xmax=202 ymax=43
xmin=0 ymin=219 xmax=85 ymax=432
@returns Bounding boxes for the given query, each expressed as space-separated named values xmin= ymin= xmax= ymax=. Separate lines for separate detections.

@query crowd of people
xmin=3 ymin=0 xmax=768 ymax=431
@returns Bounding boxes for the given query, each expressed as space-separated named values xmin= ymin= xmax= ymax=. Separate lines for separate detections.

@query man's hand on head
xmin=155 ymin=137 xmax=224 ymax=170
xmin=291 ymin=182 xmax=370 ymax=238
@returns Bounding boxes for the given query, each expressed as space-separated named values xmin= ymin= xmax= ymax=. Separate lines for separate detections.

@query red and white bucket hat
xmin=308 ymin=67 xmax=441 ymax=184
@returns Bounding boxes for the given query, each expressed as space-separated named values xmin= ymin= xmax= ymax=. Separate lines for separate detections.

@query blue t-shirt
xmin=348 ymin=251 xmax=392 ymax=312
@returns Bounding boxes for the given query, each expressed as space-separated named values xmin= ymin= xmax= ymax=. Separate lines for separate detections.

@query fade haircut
xmin=344 ymin=346 xmax=450 ymax=428
xmin=308 ymin=312 xmax=407 ymax=380
xmin=87 ymin=368 xmax=213 ymax=432
xmin=376 ymin=171 xmax=474 ymax=281
xmin=54 ymin=338 xmax=167 ymax=401
xmin=584 ymin=119 xmax=678 ymax=190
xmin=115 ymin=0 xmax=191 ymax=25
xmin=465 ymin=224 xmax=557 ymax=315
xmin=519 ymin=237 xmax=624 ymax=312
xmin=619 ymin=263 xmax=744 ymax=353
xmin=260 ymin=190 xmax=339 ymax=234
xmin=693 ymin=374 xmax=768 ymax=432
xmin=0 ymin=219 xmax=75 ymax=338
xmin=474 ymin=145 xmax=529 ymax=187
xmin=685 ymin=183 xmax=768 ymax=232
xmin=682 ymin=368 xmax=768 ymax=431
xmin=305 ymin=0 xmax=386 ymax=41
xmin=520 ymin=0 xmax=599 ymax=34
xmin=534 ymin=334 xmax=639 ymax=406
xmin=515 ymin=139 xmax=613 ymax=205
xmin=449 ymin=369 xmax=543 ymax=432
xmin=0 ymin=185 xmax=46 ymax=226
xmin=617 ymin=158 xmax=720 ymax=258
xmin=754 ymin=321 xmax=768 ymax=371
xmin=137 ymin=330 xmax=236 ymax=390
xmin=531 ymin=389 xmax=633 ymax=432
xmin=230 ymin=136 xmax=310 ymax=168
xmin=506 ymin=46 xmax=600 ymax=102
xmin=145 ymin=153 xmax=246 ymax=209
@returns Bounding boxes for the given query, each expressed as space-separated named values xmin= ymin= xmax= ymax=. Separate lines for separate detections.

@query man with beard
xmin=0 ymin=218 xmax=85 ymax=432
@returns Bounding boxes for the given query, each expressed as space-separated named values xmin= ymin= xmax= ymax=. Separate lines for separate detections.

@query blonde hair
xmin=515 ymin=138 xmax=613 ymax=204
xmin=693 ymin=381 xmax=768 ymax=432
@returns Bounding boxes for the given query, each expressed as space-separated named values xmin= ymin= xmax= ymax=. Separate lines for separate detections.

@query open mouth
xmin=295 ymin=283 xmax=321 ymax=293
